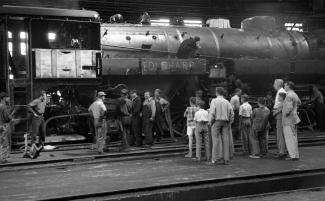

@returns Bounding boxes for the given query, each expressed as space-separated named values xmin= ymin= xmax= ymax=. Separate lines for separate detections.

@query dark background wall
xmin=1 ymin=0 xmax=325 ymax=30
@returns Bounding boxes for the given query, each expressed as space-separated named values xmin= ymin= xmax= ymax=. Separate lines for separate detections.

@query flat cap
xmin=97 ymin=91 xmax=107 ymax=97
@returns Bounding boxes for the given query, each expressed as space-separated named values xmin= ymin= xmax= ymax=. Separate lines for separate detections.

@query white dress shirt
xmin=239 ymin=102 xmax=252 ymax=118
xmin=274 ymin=87 xmax=287 ymax=109
xmin=194 ymin=109 xmax=209 ymax=122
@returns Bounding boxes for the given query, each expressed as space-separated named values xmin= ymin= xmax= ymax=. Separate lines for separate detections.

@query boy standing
xmin=239 ymin=94 xmax=252 ymax=154
xmin=194 ymin=100 xmax=210 ymax=161
xmin=251 ymin=97 xmax=270 ymax=158
xmin=184 ymin=97 xmax=199 ymax=157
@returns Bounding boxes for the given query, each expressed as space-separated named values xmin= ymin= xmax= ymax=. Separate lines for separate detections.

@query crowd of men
xmin=0 ymin=78 xmax=323 ymax=164
xmin=184 ymin=79 xmax=302 ymax=165
xmin=88 ymin=88 xmax=171 ymax=154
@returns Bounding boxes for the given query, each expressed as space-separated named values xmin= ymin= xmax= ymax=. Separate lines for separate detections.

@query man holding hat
xmin=88 ymin=91 xmax=108 ymax=154
xmin=0 ymin=92 xmax=15 ymax=163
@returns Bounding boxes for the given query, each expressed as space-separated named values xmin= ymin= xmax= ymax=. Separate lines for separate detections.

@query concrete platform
xmin=0 ymin=146 xmax=325 ymax=201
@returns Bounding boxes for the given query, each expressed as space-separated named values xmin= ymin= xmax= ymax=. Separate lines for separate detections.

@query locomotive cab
xmin=0 ymin=5 xmax=102 ymax=145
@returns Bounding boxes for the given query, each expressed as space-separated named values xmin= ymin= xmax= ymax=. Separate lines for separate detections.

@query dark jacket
xmin=132 ymin=96 xmax=142 ymax=117
xmin=252 ymin=106 xmax=270 ymax=131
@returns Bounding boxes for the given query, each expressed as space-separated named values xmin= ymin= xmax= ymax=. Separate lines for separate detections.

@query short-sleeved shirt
xmin=28 ymin=97 xmax=47 ymax=115
xmin=185 ymin=106 xmax=199 ymax=127
xmin=194 ymin=109 xmax=209 ymax=122
xmin=239 ymin=102 xmax=252 ymax=118
xmin=88 ymin=99 xmax=107 ymax=119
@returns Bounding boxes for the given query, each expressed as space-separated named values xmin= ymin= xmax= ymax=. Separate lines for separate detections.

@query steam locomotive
xmin=1 ymin=6 xmax=324 ymax=145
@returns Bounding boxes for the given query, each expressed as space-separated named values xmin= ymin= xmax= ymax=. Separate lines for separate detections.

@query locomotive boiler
xmin=100 ymin=16 xmax=325 ymax=134
xmin=101 ymin=16 xmax=325 ymax=95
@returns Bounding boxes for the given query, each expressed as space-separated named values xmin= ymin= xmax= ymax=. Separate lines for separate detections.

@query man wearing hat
xmin=88 ymin=91 xmax=108 ymax=154
xmin=118 ymin=89 xmax=133 ymax=149
xmin=0 ymin=92 xmax=15 ymax=163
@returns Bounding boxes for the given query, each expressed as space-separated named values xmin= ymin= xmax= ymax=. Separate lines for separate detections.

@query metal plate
xmin=141 ymin=58 xmax=207 ymax=75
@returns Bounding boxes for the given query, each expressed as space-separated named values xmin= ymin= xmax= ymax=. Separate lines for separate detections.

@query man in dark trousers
xmin=130 ymin=90 xmax=142 ymax=146
xmin=28 ymin=90 xmax=47 ymax=146
xmin=0 ymin=92 xmax=15 ymax=163
xmin=142 ymin=91 xmax=156 ymax=146
xmin=176 ymin=36 xmax=200 ymax=59
xmin=118 ymin=89 xmax=132 ymax=149
xmin=153 ymin=89 xmax=169 ymax=142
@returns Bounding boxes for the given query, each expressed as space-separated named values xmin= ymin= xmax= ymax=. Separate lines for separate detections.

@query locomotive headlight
xmin=48 ymin=32 xmax=56 ymax=41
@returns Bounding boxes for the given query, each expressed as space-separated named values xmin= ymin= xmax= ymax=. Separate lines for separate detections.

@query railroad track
xmin=1 ymin=134 xmax=325 ymax=171
xmin=11 ymin=134 xmax=325 ymax=154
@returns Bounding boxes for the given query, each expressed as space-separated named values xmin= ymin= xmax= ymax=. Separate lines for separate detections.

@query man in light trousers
xmin=209 ymin=87 xmax=234 ymax=165
xmin=282 ymin=81 xmax=301 ymax=160
xmin=89 ymin=91 xmax=108 ymax=154
xmin=273 ymin=79 xmax=287 ymax=157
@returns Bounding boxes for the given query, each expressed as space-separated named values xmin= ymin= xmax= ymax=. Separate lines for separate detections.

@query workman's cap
xmin=97 ymin=91 xmax=107 ymax=97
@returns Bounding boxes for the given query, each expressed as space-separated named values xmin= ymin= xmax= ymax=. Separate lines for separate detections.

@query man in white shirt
xmin=273 ymin=79 xmax=287 ymax=157
xmin=274 ymin=79 xmax=287 ymax=110
xmin=239 ymin=94 xmax=252 ymax=154
xmin=209 ymin=87 xmax=234 ymax=165
xmin=282 ymin=81 xmax=301 ymax=160
xmin=88 ymin=91 xmax=107 ymax=154
xmin=194 ymin=100 xmax=210 ymax=161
